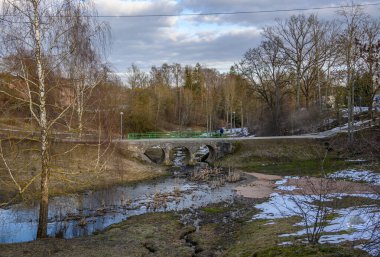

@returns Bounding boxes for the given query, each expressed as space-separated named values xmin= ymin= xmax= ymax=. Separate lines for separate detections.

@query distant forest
xmin=1 ymin=7 xmax=379 ymax=137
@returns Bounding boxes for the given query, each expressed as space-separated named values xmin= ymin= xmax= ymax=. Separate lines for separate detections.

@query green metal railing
xmin=127 ymin=131 xmax=226 ymax=140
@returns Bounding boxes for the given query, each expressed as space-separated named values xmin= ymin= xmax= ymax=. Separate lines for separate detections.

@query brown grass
xmin=0 ymin=139 xmax=167 ymax=204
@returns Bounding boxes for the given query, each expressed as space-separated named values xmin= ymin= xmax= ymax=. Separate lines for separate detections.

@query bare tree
xmin=170 ymin=63 xmax=183 ymax=129
xmin=202 ymin=67 xmax=219 ymax=132
xmin=238 ymin=38 xmax=289 ymax=135
xmin=127 ymin=64 xmax=149 ymax=89
xmin=336 ymin=4 xmax=368 ymax=144
xmin=355 ymin=18 xmax=380 ymax=120
xmin=64 ymin=4 xmax=110 ymax=136
xmin=265 ymin=14 xmax=320 ymax=110
xmin=0 ymin=0 xmax=109 ymax=238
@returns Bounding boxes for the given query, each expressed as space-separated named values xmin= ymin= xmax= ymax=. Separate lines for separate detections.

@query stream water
xmin=0 ymin=147 xmax=234 ymax=244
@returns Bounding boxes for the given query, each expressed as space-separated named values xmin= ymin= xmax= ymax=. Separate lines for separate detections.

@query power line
xmin=91 ymin=3 xmax=380 ymax=18
xmin=1 ymin=2 xmax=379 ymax=20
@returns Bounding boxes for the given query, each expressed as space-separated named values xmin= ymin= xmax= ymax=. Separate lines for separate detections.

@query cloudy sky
xmin=93 ymin=0 xmax=380 ymax=74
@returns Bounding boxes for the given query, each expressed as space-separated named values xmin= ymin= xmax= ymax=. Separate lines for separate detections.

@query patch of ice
xmin=328 ymin=169 xmax=380 ymax=186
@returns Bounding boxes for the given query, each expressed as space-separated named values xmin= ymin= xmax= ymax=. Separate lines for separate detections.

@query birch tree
xmin=65 ymin=4 xmax=110 ymax=136
xmin=0 ymin=0 xmax=109 ymax=238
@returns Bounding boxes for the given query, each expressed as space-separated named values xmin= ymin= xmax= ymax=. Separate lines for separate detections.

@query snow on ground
xmin=329 ymin=169 xmax=380 ymax=186
xmin=316 ymin=119 xmax=373 ymax=137
xmin=345 ymin=159 xmax=368 ymax=162
xmin=341 ymin=106 xmax=369 ymax=117
xmin=274 ymin=176 xmax=300 ymax=185
xmin=253 ymin=169 xmax=380 ymax=256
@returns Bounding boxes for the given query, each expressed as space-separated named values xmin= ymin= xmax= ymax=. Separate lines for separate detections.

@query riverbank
xmin=0 ymin=139 xmax=167 ymax=204
xmin=0 ymin=199 xmax=369 ymax=257
xmin=1 ymin=169 xmax=378 ymax=256
xmin=216 ymin=126 xmax=380 ymax=176
xmin=1 ymin=129 xmax=379 ymax=256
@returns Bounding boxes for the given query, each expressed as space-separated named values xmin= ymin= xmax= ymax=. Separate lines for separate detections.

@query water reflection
xmin=0 ymin=177 xmax=235 ymax=243
xmin=171 ymin=147 xmax=189 ymax=167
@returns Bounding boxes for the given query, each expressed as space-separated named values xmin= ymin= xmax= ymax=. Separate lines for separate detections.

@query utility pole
xmin=233 ymin=112 xmax=236 ymax=128
xmin=120 ymin=112 xmax=124 ymax=140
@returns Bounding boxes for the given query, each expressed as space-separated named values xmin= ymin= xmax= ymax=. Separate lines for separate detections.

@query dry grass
xmin=0 ymin=139 xmax=167 ymax=204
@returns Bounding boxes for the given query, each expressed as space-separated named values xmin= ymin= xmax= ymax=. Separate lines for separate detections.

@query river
xmin=0 ymin=147 xmax=235 ymax=243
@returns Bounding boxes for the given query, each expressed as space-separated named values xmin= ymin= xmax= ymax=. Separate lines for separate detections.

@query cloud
xmin=93 ymin=0 xmax=380 ymax=74
xmin=94 ymin=0 xmax=180 ymax=16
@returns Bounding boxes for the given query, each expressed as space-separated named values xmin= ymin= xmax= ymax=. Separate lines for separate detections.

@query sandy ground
xmin=234 ymin=172 xmax=282 ymax=198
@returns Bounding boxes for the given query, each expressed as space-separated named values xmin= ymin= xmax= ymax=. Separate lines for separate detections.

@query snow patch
xmin=329 ymin=169 xmax=380 ymax=186
xmin=253 ymin=172 xmax=380 ymax=256
xmin=277 ymin=185 xmax=299 ymax=191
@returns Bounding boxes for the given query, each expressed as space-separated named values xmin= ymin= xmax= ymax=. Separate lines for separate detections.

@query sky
xmin=93 ymin=0 xmax=380 ymax=75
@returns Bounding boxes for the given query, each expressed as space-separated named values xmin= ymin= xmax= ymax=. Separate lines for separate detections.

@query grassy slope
xmin=216 ymin=129 xmax=380 ymax=176
xmin=216 ymin=138 xmax=342 ymax=176
xmin=0 ymin=139 xmax=166 ymax=203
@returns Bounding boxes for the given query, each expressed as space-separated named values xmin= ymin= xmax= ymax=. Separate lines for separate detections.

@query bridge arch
xmin=204 ymin=144 xmax=216 ymax=162
xmin=194 ymin=144 xmax=216 ymax=163
xmin=169 ymin=146 xmax=191 ymax=166
xmin=144 ymin=146 xmax=165 ymax=164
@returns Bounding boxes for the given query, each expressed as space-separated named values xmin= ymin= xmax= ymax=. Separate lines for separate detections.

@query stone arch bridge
xmin=122 ymin=138 xmax=235 ymax=165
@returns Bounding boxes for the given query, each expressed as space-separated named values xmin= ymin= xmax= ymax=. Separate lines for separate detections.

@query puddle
xmin=0 ymin=177 xmax=236 ymax=243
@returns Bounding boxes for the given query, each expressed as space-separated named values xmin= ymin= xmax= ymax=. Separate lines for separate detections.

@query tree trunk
xmin=296 ymin=72 xmax=301 ymax=110
xmin=32 ymin=0 xmax=50 ymax=238
xmin=76 ymin=81 xmax=84 ymax=137
xmin=305 ymin=93 xmax=310 ymax=109
xmin=37 ymin=129 xmax=50 ymax=238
